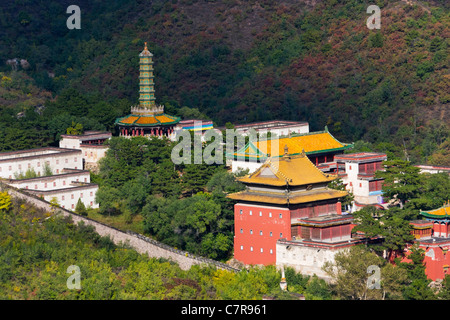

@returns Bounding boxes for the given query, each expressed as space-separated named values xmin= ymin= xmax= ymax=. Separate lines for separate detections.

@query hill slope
xmin=0 ymin=0 xmax=448 ymax=163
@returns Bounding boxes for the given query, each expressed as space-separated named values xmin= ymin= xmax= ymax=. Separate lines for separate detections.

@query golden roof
xmin=115 ymin=113 xmax=180 ymax=127
xmin=421 ymin=201 xmax=450 ymax=218
xmin=237 ymin=152 xmax=337 ymax=187
xmin=231 ymin=130 xmax=351 ymax=160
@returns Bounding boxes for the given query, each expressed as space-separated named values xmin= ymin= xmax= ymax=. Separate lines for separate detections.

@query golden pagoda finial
xmin=144 ymin=42 xmax=148 ymax=50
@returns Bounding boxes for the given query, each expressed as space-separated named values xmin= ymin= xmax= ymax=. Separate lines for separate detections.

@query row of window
xmin=0 ymin=158 xmax=78 ymax=172
xmin=239 ymin=209 xmax=283 ymax=219
xmin=239 ymin=246 xmax=273 ymax=254
xmin=62 ymin=200 xmax=94 ymax=210
xmin=24 ymin=177 xmax=89 ymax=189
xmin=239 ymin=229 xmax=283 ymax=238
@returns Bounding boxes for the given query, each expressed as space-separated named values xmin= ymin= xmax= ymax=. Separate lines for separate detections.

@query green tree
xmin=375 ymin=160 xmax=422 ymax=208
xmin=75 ymin=198 xmax=88 ymax=216
xmin=66 ymin=121 xmax=84 ymax=135
xmin=397 ymin=245 xmax=435 ymax=300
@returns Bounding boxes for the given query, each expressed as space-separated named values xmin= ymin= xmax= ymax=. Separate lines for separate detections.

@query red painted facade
xmin=233 ymin=200 xmax=347 ymax=265
xmin=403 ymin=240 xmax=450 ymax=281
xmin=234 ymin=204 xmax=291 ymax=265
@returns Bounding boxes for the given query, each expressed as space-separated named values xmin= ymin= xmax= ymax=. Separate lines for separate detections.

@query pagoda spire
xmin=138 ymin=42 xmax=155 ymax=108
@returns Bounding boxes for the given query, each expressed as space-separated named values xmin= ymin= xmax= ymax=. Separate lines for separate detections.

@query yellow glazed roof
xmin=230 ymin=130 xmax=351 ymax=160
xmin=421 ymin=202 xmax=450 ymax=218
xmin=256 ymin=132 xmax=345 ymax=156
xmin=238 ymin=153 xmax=337 ymax=187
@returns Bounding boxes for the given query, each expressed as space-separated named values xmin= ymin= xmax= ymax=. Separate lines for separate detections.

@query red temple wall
xmin=234 ymin=203 xmax=291 ymax=265
xmin=402 ymin=242 xmax=450 ymax=281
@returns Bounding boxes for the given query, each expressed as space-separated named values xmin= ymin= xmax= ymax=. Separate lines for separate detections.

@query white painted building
xmin=0 ymin=148 xmax=98 ymax=210
xmin=0 ymin=147 xmax=83 ymax=179
xmin=414 ymin=165 xmax=450 ymax=175
xmin=335 ymin=152 xmax=387 ymax=209
xmin=229 ymin=120 xmax=309 ymax=138
xmin=59 ymin=131 xmax=111 ymax=171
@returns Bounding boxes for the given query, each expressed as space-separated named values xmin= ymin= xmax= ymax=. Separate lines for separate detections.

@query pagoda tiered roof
xmin=228 ymin=127 xmax=352 ymax=161
xmin=115 ymin=113 xmax=180 ymax=127
xmin=227 ymin=152 xmax=348 ymax=205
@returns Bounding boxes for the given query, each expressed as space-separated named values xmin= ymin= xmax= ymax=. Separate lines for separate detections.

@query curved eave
xmin=115 ymin=114 xmax=181 ymax=127
xmin=420 ymin=212 xmax=450 ymax=219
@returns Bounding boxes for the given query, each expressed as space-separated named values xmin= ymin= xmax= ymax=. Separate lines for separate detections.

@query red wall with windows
xmin=234 ymin=204 xmax=291 ymax=265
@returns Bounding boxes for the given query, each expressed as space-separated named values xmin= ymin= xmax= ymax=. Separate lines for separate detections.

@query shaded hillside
xmin=0 ymin=0 xmax=448 ymax=163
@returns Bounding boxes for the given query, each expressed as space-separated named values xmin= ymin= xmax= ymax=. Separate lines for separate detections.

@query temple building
xmin=115 ymin=43 xmax=180 ymax=140
xmin=220 ymin=120 xmax=309 ymax=137
xmin=405 ymin=202 xmax=450 ymax=281
xmin=335 ymin=152 xmax=387 ymax=210
xmin=227 ymin=147 xmax=361 ymax=279
xmin=0 ymin=147 xmax=98 ymax=210
xmin=228 ymin=127 xmax=352 ymax=174
xmin=59 ymin=130 xmax=111 ymax=172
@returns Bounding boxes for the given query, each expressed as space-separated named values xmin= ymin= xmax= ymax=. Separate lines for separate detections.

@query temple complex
xmin=228 ymin=127 xmax=352 ymax=174
xmin=115 ymin=43 xmax=180 ymax=140
xmin=227 ymin=147 xmax=360 ymax=279
xmin=405 ymin=202 xmax=450 ymax=281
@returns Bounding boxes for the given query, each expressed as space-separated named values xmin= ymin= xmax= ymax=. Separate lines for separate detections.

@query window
xmin=37 ymin=162 xmax=40 ymax=167
xmin=34 ymin=184 xmax=37 ymax=189
xmin=260 ymin=231 xmax=263 ymax=236
xmin=250 ymin=229 xmax=253 ymax=235
xmin=260 ymin=248 xmax=263 ymax=253
xmin=269 ymin=212 xmax=272 ymax=217
xmin=250 ymin=247 xmax=254 ymax=252
xmin=65 ymin=159 xmax=68 ymax=164
xmin=8 ymin=165 xmax=12 ymax=171
xmin=71 ymin=204 xmax=74 ymax=209
xmin=259 ymin=211 xmax=262 ymax=216
xmin=71 ymin=194 xmax=74 ymax=199
xmin=270 ymin=249 xmax=273 ymax=254
xmin=56 ymin=160 xmax=59 ymax=165
xmin=249 ymin=210 xmax=252 ymax=216
xmin=270 ymin=232 xmax=273 ymax=237
xmin=239 ymin=209 xmax=243 ymax=215
xmin=18 ymin=164 xmax=21 ymax=170
xmin=90 ymin=191 xmax=93 ymax=196
xmin=44 ymin=183 xmax=47 ymax=188
xmin=80 ymin=193 xmax=83 ymax=198
xmin=279 ymin=213 xmax=283 ymax=219
xmin=63 ymin=181 xmax=66 ymax=186
xmin=280 ymin=233 xmax=283 ymax=238
xmin=62 ymin=196 xmax=65 ymax=201
xmin=240 ymin=229 xmax=243 ymax=233
xmin=240 ymin=246 xmax=244 ymax=251
xmin=53 ymin=182 xmax=56 ymax=187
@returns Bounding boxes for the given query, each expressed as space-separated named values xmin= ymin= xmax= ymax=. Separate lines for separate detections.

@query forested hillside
xmin=0 ymin=0 xmax=448 ymax=164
